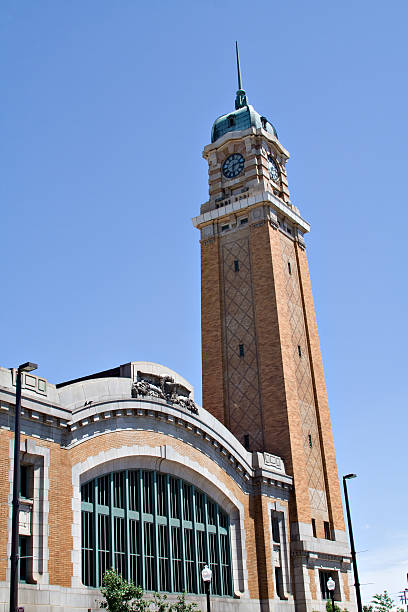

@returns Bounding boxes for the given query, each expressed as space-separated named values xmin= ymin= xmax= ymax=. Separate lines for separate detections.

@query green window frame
xmin=81 ymin=470 xmax=233 ymax=597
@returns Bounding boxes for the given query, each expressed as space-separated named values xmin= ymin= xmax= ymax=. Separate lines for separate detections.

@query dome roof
xmin=211 ymin=101 xmax=278 ymax=143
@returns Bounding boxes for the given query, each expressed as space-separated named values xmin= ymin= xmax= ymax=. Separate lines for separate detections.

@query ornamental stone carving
xmin=131 ymin=371 xmax=198 ymax=415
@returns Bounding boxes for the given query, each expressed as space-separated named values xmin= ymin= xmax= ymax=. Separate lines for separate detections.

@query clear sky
xmin=1 ymin=0 xmax=407 ymax=605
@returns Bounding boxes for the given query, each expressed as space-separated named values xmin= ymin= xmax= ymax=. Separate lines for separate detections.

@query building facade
xmin=0 ymin=74 xmax=354 ymax=612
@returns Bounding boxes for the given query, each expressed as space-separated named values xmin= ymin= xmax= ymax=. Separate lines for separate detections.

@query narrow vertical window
xmin=271 ymin=517 xmax=280 ymax=543
xmin=275 ymin=567 xmax=284 ymax=599
xmin=308 ymin=434 xmax=312 ymax=448
xmin=297 ymin=345 xmax=302 ymax=357
xmin=311 ymin=518 xmax=317 ymax=538
xmin=234 ymin=260 xmax=239 ymax=272
xmin=243 ymin=434 xmax=249 ymax=450
xmin=324 ymin=521 xmax=332 ymax=541
xmin=288 ymin=261 xmax=292 ymax=275
xmin=239 ymin=344 xmax=244 ymax=357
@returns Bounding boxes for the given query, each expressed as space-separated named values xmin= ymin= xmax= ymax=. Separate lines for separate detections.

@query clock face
xmin=222 ymin=153 xmax=245 ymax=179
xmin=268 ymin=155 xmax=280 ymax=182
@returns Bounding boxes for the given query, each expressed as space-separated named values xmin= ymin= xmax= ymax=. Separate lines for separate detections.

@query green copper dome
xmin=211 ymin=42 xmax=278 ymax=143
xmin=211 ymin=104 xmax=278 ymax=143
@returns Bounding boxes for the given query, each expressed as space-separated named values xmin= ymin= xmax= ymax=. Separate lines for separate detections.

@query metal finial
xmin=235 ymin=41 xmax=242 ymax=91
xmin=234 ymin=41 xmax=248 ymax=110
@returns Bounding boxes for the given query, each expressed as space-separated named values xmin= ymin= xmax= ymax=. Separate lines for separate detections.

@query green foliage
xmin=99 ymin=569 xmax=150 ymax=612
xmin=371 ymin=591 xmax=395 ymax=612
xmin=363 ymin=606 xmax=374 ymax=612
xmin=171 ymin=592 xmax=200 ymax=612
xmin=152 ymin=592 xmax=171 ymax=612
xmin=326 ymin=600 xmax=342 ymax=612
xmin=99 ymin=570 xmax=201 ymax=612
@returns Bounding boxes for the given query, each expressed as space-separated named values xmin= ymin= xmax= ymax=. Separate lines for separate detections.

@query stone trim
xmin=7 ymin=438 xmax=50 ymax=584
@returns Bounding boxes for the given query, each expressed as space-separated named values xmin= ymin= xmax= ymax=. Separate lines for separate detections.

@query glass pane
xmin=144 ymin=522 xmax=155 ymax=591
xmin=128 ymin=470 xmax=140 ymax=512
xmin=114 ymin=516 xmax=126 ymax=577
xmin=98 ymin=513 xmax=110 ymax=585
xmin=143 ymin=471 xmax=154 ymax=515
xmin=129 ymin=519 xmax=140 ymax=585
xmin=81 ymin=510 xmax=95 ymax=586
xmin=172 ymin=526 xmax=183 ymax=592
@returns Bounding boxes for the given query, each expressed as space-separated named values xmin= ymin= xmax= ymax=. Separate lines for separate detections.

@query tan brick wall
xmin=201 ymin=237 xmax=226 ymax=425
xmin=308 ymin=568 xmax=317 ymax=600
xmin=341 ymin=570 xmax=350 ymax=601
xmin=249 ymin=222 xmax=311 ymax=524
xmin=47 ymin=441 xmax=73 ymax=586
xmin=0 ymin=430 xmax=12 ymax=581
xmin=295 ymin=245 xmax=345 ymax=531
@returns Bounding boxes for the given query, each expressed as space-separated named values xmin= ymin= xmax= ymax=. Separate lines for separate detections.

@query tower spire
xmin=234 ymin=41 xmax=248 ymax=110
xmin=235 ymin=40 xmax=242 ymax=91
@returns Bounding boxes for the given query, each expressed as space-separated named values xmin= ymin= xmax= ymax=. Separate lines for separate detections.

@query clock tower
xmin=193 ymin=45 xmax=353 ymax=610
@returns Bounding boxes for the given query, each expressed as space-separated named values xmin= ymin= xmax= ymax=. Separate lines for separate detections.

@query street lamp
xmin=343 ymin=474 xmax=363 ymax=612
xmin=327 ymin=577 xmax=336 ymax=612
xmin=10 ymin=362 xmax=38 ymax=612
xmin=201 ymin=564 xmax=212 ymax=612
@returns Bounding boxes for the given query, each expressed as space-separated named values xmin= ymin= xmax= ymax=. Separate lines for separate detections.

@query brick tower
xmin=193 ymin=45 xmax=351 ymax=609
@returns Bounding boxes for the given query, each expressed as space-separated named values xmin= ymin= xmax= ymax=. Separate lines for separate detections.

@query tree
xmin=99 ymin=569 xmax=150 ymax=612
xmin=371 ymin=591 xmax=398 ymax=612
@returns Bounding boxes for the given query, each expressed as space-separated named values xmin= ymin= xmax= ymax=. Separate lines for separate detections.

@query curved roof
xmin=211 ymin=103 xmax=278 ymax=143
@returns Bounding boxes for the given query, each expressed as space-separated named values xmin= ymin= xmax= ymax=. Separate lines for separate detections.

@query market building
xmin=0 ymin=57 xmax=355 ymax=612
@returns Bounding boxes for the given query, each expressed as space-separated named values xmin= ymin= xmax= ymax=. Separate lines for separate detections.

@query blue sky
xmin=1 ymin=0 xmax=407 ymax=604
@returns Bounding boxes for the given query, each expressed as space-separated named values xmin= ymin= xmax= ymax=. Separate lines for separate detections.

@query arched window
xmin=81 ymin=470 xmax=233 ymax=596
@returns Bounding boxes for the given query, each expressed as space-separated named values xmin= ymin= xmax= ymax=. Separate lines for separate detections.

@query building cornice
xmin=193 ymin=190 xmax=310 ymax=234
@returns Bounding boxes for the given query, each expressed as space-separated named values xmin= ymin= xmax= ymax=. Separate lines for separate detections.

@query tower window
xmin=324 ymin=521 xmax=332 ymax=540
xmin=311 ymin=518 xmax=317 ymax=537
xmin=243 ymin=434 xmax=249 ymax=450
xmin=239 ymin=344 xmax=244 ymax=357
xmin=308 ymin=434 xmax=312 ymax=448
xmin=240 ymin=218 xmax=248 ymax=225
xmin=20 ymin=465 xmax=32 ymax=499
xmin=275 ymin=567 xmax=284 ymax=599
xmin=297 ymin=345 xmax=302 ymax=357
xmin=234 ymin=260 xmax=239 ymax=272
xmin=221 ymin=224 xmax=229 ymax=232
xmin=227 ymin=115 xmax=235 ymax=127
xmin=271 ymin=517 xmax=280 ymax=543
xmin=288 ymin=261 xmax=292 ymax=275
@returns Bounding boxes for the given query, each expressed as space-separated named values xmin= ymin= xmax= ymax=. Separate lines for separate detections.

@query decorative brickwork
xmin=221 ymin=235 xmax=264 ymax=450
xmin=279 ymin=234 xmax=327 ymax=514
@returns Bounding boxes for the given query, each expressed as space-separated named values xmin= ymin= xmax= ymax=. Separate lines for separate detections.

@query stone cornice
xmin=193 ymin=190 xmax=310 ymax=234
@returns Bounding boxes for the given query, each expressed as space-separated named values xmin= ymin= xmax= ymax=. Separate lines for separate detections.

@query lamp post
xmin=343 ymin=474 xmax=363 ymax=612
xmin=201 ymin=564 xmax=212 ymax=612
xmin=327 ymin=577 xmax=336 ymax=612
xmin=9 ymin=362 xmax=38 ymax=612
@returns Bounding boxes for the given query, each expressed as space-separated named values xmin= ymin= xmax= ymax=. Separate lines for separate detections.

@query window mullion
xmin=166 ymin=475 xmax=173 ymax=592
xmin=227 ymin=515 xmax=233 ymax=596
xmin=178 ymin=479 xmax=187 ymax=591
xmin=153 ymin=471 xmax=159 ymax=591
xmin=138 ymin=470 xmax=145 ymax=589
xmin=94 ymin=478 xmax=99 ymax=587
xmin=109 ymin=473 xmax=114 ymax=572
xmin=191 ymin=486 xmax=199 ymax=593
xmin=203 ymin=494 xmax=210 ymax=592
xmin=124 ymin=470 xmax=130 ymax=581
xmin=215 ymin=504 xmax=222 ymax=595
